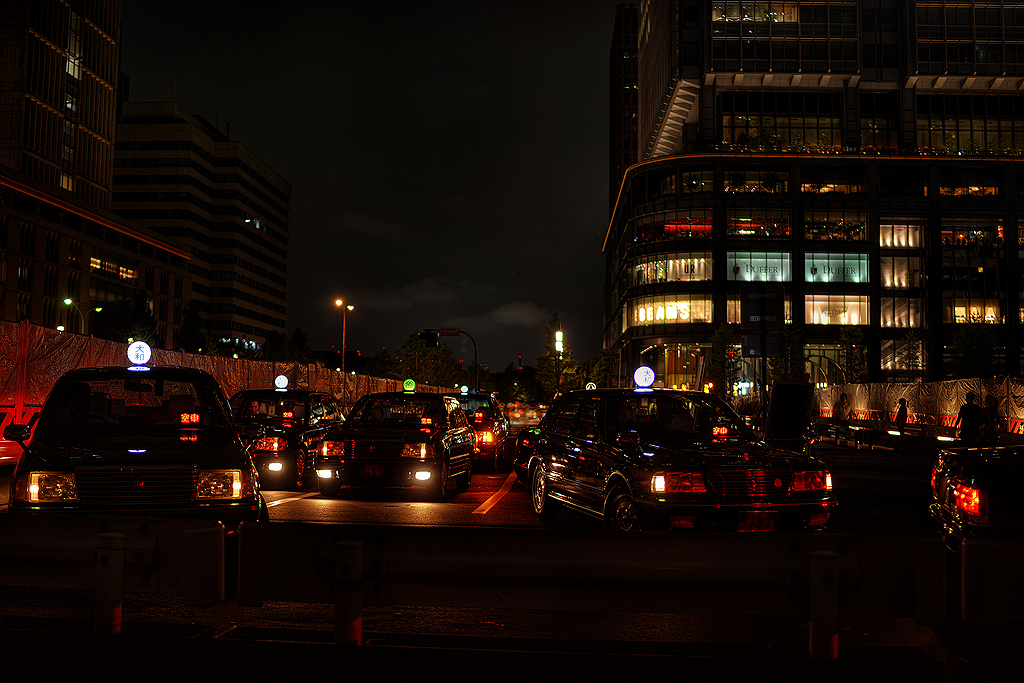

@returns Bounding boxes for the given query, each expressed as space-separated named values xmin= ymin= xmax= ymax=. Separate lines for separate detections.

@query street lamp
xmin=334 ymin=299 xmax=354 ymax=375
xmin=555 ymin=329 xmax=564 ymax=395
xmin=62 ymin=298 xmax=102 ymax=334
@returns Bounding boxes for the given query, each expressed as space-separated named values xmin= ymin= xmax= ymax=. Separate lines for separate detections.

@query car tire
xmin=605 ymin=488 xmax=640 ymax=532
xmin=531 ymin=463 xmax=561 ymax=519
xmin=435 ymin=457 xmax=451 ymax=499
xmin=319 ymin=477 xmax=342 ymax=498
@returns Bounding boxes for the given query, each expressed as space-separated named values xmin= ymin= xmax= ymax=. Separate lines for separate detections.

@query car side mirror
xmin=4 ymin=424 xmax=31 ymax=445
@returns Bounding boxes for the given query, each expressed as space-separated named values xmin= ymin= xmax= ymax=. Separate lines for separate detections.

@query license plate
xmin=361 ymin=464 xmax=384 ymax=477
xmin=737 ymin=510 xmax=776 ymax=531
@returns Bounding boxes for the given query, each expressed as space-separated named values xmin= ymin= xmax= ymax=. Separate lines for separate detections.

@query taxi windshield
xmin=348 ymin=397 xmax=444 ymax=428
xmin=606 ymin=393 xmax=755 ymax=444
xmin=231 ymin=392 xmax=307 ymax=422
xmin=37 ymin=376 xmax=231 ymax=432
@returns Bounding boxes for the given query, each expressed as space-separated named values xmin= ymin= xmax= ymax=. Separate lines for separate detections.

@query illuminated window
xmin=805 ymin=253 xmax=869 ymax=283
xmin=806 ymin=295 xmax=869 ymax=325
xmin=881 ymin=298 xmax=923 ymax=327
xmin=805 ymin=211 xmax=867 ymax=241
xmin=946 ymin=298 xmax=1001 ymax=324
xmin=879 ymin=222 xmax=922 ymax=248
xmin=630 ymin=210 xmax=713 ymax=242
xmin=726 ymin=209 xmax=790 ymax=238
xmin=629 ymin=253 xmax=712 ymax=286
xmin=627 ymin=295 xmax=713 ymax=327
xmin=727 ymin=252 xmax=791 ymax=281
xmin=881 ymin=256 xmax=923 ymax=288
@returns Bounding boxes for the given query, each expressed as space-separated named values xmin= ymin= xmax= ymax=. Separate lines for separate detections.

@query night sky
xmin=119 ymin=1 xmax=625 ymax=370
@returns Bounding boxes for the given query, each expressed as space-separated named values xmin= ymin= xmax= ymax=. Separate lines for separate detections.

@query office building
xmin=605 ymin=0 xmax=1024 ymax=386
xmin=0 ymin=0 xmax=191 ymax=345
xmin=112 ymin=102 xmax=291 ymax=350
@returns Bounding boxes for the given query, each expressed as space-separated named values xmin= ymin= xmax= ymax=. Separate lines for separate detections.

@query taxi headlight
xmin=26 ymin=472 xmax=78 ymax=502
xmin=197 ymin=469 xmax=243 ymax=499
xmin=401 ymin=443 xmax=429 ymax=458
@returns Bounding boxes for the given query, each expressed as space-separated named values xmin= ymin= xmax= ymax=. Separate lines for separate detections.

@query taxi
xmin=2 ymin=342 xmax=267 ymax=528
xmin=456 ymin=389 xmax=511 ymax=469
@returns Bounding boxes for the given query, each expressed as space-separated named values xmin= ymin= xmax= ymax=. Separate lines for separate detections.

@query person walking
xmin=981 ymin=394 xmax=1003 ymax=443
xmin=954 ymin=391 xmax=984 ymax=443
xmin=895 ymin=397 xmax=908 ymax=436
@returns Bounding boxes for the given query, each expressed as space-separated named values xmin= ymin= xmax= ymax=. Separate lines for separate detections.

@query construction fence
xmin=0 ymin=320 xmax=448 ymax=432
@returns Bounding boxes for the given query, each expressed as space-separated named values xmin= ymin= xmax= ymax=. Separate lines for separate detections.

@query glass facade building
xmin=606 ymin=0 xmax=1024 ymax=387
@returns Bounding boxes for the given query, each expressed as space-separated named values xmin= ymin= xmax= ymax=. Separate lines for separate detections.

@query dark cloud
xmin=120 ymin=0 xmax=621 ymax=368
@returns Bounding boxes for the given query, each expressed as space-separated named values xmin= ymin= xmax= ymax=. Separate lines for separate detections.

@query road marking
xmin=472 ymin=472 xmax=518 ymax=514
xmin=266 ymin=492 xmax=320 ymax=507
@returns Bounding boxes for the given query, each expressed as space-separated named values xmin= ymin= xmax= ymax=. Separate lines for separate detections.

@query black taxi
xmin=314 ymin=391 xmax=474 ymax=499
xmin=4 ymin=358 xmax=267 ymax=528
xmin=930 ymin=444 xmax=1024 ymax=544
xmin=456 ymin=390 xmax=511 ymax=469
xmin=230 ymin=386 xmax=344 ymax=490
xmin=517 ymin=388 xmax=835 ymax=532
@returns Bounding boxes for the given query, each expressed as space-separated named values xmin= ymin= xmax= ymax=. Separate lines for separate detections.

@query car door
xmin=534 ymin=396 xmax=583 ymax=497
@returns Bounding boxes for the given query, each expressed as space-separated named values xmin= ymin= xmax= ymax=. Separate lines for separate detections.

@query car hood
xmin=26 ymin=429 xmax=246 ymax=469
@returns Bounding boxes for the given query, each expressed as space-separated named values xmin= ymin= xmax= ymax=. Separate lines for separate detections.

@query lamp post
xmin=334 ymin=299 xmax=354 ymax=375
xmin=62 ymin=298 xmax=102 ymax=334
xmin=555 ymin=329 xmax=564 ymax=396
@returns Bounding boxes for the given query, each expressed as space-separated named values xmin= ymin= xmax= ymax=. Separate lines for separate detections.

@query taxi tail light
xmin=955 ymin=483 xmax=989 ymax=517
xmin=256 ymin=436 xmax=287 ymax=451
xmin=793 ymin=470 xmax=832 ymax=491
xmin=321 ymin=440 xmax=344 ymax=458
xmin=652 ymin=472 xmax=706 ymax=494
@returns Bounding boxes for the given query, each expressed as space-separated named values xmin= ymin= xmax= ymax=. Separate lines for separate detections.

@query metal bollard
xmin=809 ymin=549 xmax=840 ymax=659
xmin=181 ymin=525 xmax=225 ymax=606
xmin=334 ymin=541 xmax=363 ymax=645
xmin=95 ymin=532 xmax=125 ymax=634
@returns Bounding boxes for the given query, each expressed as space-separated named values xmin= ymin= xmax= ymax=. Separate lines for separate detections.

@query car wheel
xmin=456 ymin=456 xmax=472 ymax=492
xmin=319 ymin=476 xmax=341 ymax=498
xmin=605 ymin=488 xmax=640 ymax=532
xmin=435 ymin=457 xmax=451 ymax=499
xmin=531 ymin=463 xmax=561 ymax=519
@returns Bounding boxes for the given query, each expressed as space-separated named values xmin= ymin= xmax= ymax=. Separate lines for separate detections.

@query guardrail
xmin=2 ymin=516 xmax=1022 ymax=652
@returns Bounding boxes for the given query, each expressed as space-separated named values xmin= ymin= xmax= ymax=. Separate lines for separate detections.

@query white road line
xmin=266 ymin=491 xmax=320 ymax=507
xmin=472 ymin=471 xmax=518 ymax=514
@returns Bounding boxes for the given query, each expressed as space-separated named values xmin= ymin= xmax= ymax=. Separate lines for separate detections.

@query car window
xmin=231 ymin=392 xmax=308 ymax=421
xmin=38 ymin=376 xmax=231 ymax=432
xmin=604 ymin=394 xmax=754 ymax=443
xmin=573 ymin=398 xmax=600 ymax=440
xmin=322 ymin=397 xmax=340 ymax=422
xmin=545 ymin=398 xmax=582 ymax=437
xmin=348 ymin=397 xmax=444 ymax=427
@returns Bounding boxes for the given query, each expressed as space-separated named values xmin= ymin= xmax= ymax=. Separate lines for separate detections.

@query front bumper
xmin=636 ymin=496 xmax=837 ymax=531
xmin=11 ymin=498 xmax=263 ymax=530
xmin=316 ymin=459 xmax=443 ymax=488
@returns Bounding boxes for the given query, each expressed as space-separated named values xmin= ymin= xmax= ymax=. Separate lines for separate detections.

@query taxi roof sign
xmin=274 ymin=375 xmax=289 ymax=390
xmin=403 ymin=378 xmax=416 ymax=392
xmin=126 ymin=341 xmax=152 ymax=370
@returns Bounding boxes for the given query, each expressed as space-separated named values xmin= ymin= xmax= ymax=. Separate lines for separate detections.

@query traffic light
xmin=419 ymin=330 xmax=438 ymax=347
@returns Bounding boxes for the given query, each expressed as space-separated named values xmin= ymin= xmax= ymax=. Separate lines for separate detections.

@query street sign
xmin=439 ymin=327 xmax=460 ymax=336
xmin=740 ymin=284 xmax=785 ymax=330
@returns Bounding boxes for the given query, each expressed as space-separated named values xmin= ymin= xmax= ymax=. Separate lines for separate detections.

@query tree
xmin=838 ymin=326 xmax=866 ymax=383
xmin=362 ymin=347 xmax=400 ymax=380
xmin=536 ymin=313 xmax=579 ymax=401
xmin=769 ymin=325 xmax=806 ymax=383
xmin=949 ymin=324 xmax=995 ymax=379
xmin=397 ymin=332 xmax=463 ymax=388
xmin=174 ymin=300 xmax=209 ymax=353
xmin=95 ymin=289 xmax=158 ymax=346
xmin=579 ymin=349 xmax=618 ymax=389
xmin=706 ymin=323 xmax=739 ymax=398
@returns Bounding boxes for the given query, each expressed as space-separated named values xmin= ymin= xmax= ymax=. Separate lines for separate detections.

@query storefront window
xmin=726 ymin=209 xmax=790 ymax=237
xmin=806 ymin=295 xmax=869 ymax=325
xmin=805 ymin=210 xmax=867 ymax=241
xmin=628 ymin=295 xmax=714 ymax=327
xmin=945 ymin=298 xmax=1001 ymax=323
xmin=879 ymin=222 xmax=922 ymax=248
xmin=806 ymin=253 xmax=869 ymax=283
xmin=630 ymin=210 xmax=713 ymax=243
xmin=881 ymin=297 xmax=923 ymax=327
xmin=881 ymin=256 xmax=923 ymax=288
xmin=727 ymin=252 xmax=791 ymax=281
xmin=630 ymin=253 xmax=712 ymax=286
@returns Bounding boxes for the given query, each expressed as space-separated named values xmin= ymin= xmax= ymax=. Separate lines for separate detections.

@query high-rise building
xmin=112 ymin=101 xmax=291 ymax=349
xmin=0 ymin=0 xmax=191 ymax=345
xmin=610 ymin=4 xmax=641 ymax=211
xmin=604 ymin=0 xmax=1024 ymax=388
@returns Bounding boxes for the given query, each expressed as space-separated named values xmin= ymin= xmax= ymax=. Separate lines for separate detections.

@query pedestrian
xmin=954 ymin=391 xmax=984 ymax=442
xmin=981 ymin=395 xmax=1003 ymax=443
xmin=895 ymin=397 xmax=908 ymax=436
xmin=833 ymin=393 xmax=852 ymax=428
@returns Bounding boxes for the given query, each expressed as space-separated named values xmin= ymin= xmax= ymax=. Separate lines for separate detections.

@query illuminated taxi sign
xmin=274 ymin=375 xmax=289 ymax=390
xmin=712 ymin=426 xmax=730 ymax=437
xmin=126 ymin=341 xmax=152 ymax=371
xmin=403 ymin=378 xmax=416 ymax=392
xmin=460 ymin=385 xmax=469 ymax=394
xmin=633 ymin=366 xmax=655 ymax=391
xmin=586 ymin=382 xmax=597 ymax=390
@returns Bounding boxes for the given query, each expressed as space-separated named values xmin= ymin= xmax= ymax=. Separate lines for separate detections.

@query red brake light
xmin=955 ymin=483 xmax=987 ymax=516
